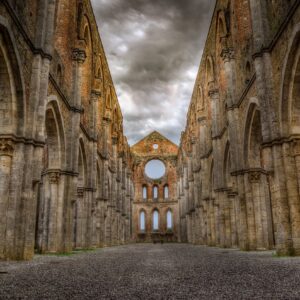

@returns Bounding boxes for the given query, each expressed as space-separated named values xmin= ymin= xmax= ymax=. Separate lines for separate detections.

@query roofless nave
xmin=0 ymin=0 xmax=300 ymax=260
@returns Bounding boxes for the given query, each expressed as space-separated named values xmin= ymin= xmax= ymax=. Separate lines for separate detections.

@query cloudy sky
xmin=91 ymin=0 xmax=215 ymax=145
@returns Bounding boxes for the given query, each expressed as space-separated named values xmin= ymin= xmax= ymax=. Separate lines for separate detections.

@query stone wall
xmin=131 ymin=131 xmax=179 ymax=243
xmin=177 ymin=0 xmax=300 ymax=255
xmin=0 ymin=0 xmax=133 ymax=260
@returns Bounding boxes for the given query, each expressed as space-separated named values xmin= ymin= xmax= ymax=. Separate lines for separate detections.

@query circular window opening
xmin=145 ymin=159 xmax=166 ymax=179
xmin=153 ymin=144 xmax=159 ymax=150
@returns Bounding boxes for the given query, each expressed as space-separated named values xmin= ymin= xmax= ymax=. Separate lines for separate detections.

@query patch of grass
xmin=37 ymin=248 xmax=98 ymax=258
xmin=272 ymin=251 xmax=296 ymax=258
xmin=43 ymin=252 xmax=74 ymax=257
xmin=72 ymin=248 xmax=97 ymax=254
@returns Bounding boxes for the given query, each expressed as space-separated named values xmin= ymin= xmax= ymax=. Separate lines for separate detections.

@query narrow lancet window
xmin=153 ymin=210 xmax=159 ymax=231
xmin=140 ymin=211 xmax=146 ymax=231
xmin=167 ymin=210 xmax=173 ymax=230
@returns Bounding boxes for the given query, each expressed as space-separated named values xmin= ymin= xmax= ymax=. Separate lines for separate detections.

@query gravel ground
xmin=1 ymin=244 xmax=300 ymax=299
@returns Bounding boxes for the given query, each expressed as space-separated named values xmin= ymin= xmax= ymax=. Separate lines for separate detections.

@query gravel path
xmin=1 ymin=244 xmax=300 ymax=299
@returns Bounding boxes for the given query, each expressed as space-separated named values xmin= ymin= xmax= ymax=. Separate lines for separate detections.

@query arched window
xmin=164 ymin=185 xmax=169 ymax=200
xmin=245 ymin=61 xmax=251 ymax=84
xmin=140 ymin=211 xmax=146 ymax=231
xmin=153 ymin=185 xmax=158 ymax=200
xmin=167 ymin=210 xmax=173 ymax=230
xmin=206 ymin=56 xmax=214 ymax=84
xmin=57 ymin=64 xmax=62 ymax=85
xmin=97 ymin=67 xmax=102 ymax=79
xmin=142 ymin=185 xmax=147 ymax=201
xmin=153 ymin=210 xmax=159 ymax=231
xmin=84 ymin=26 xmax=90 ymax=45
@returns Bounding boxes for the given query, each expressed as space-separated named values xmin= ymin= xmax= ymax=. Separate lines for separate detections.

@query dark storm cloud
xmin=91 ymin=0 xmax=215 ymax=145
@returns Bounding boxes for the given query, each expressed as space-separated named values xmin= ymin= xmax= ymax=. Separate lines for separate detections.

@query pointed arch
xmin=44 ymin=98 xmax=66 ymax=170
xmin=0 ymin=21 xmax=25 ymax=135
xmin=79 ymin=15 xmax=94 ymax=129
xmin=223 ymin=141 xmax=232 ymax=188
xmin=78 ymin=138 xmax=87 ymax=187
xmin=206 ymin=55 xmax=215 ymax=84
xmin=95 ymin=55 xmax=103 ymax=79
xmin=217 ymin=10 xmax=228 ymax=38
xmin=139 ymin=210 xmax=146 ymax=232
xmin=153 ymin=185 xmax=159 ymax=200
xmin=142 ymin=185 xmax=148 ymax=201
xmin=105 ymin=87 xmax=112 ymax=110
xmin=96 ymin=159 xmax=101 ymax=198
xmin=166 ymin=209 xmax=173 ymax=230
xmin=164 ymin=184 xmax=169 ymax=200
xmin=152 ymin=209 xmax=159 ymax=231
xmin=280 ymin=24 xmax=300 ymax=136
xmin=197 ymin=85 xmax=204 ymax=111
xmin=244 ymin=101 xmax=263 ymax=168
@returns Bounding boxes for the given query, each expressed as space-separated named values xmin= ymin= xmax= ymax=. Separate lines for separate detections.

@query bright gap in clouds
xmin=91 ymin=0 xmax=215 ymax=145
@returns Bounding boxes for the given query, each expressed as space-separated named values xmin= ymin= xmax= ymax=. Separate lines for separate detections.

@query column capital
xmin=112 ymin=134 xmax=118 ymax=145
xmin=77 ymin=187 xmax=84 ymax=198
xmin=0 ymin=139 xmax=14 ymax=157
xmin=72 ymin=48 xmax=87 ymax=63
xmin=91 ymin=89 xmax=102 ymax=98
xmin=49 ymin=172 xmax=60 ymax=184
xmin=198 ymin=116 xmax=206 ymax=123
xmin=249 ymin=171 xmax=261 ymax=183
xmin=190 ymin=136 xmax=197 ymax=144
xmin=221 ymin=47 xmax=235 ymax=62
xmin=208 ymin=81 xmax=219 ymax=97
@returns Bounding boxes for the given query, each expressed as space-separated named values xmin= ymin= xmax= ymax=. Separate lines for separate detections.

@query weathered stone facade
xmin=2 ymin=0 xmax=300 ymax=261
xmin=177 ymin=0 xmax=300 ymax=255
xmin=0 ymin=0 xmax=133 ymax=260
xmin=131 ymin=132 xmax=179 ymax=243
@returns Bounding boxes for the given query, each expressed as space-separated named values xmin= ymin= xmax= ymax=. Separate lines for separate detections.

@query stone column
xmin=75 ymin=188 xmax=84 ymax=249
xmin=72 ymin=49 xmax=87 ymax=107
xmin=244 ymin=173 xmax=257 ymax=250
xmin=228 ymin=193 xmax=238 ymax=248
xmin=188 ymin=156 xmax=194 ymax=214
xmin=249 ymin=0 xmax=270 ymax=51
xmin=85 ymin=189 xmax=94 ymax=249
xmin=284 ymin=141 xmax=300 ymax=254
xmin=47 ymin=172 xmax=60 ymax=252
xmin=214 ymin=199 xmax=220 ymax=246
xmin=236 ymin=174 xmax=249 ymax=250
xmin=249 ymin=171 xmax=264 ymax=249
xmin=221 ymin=46 xmax=236 ymax=107
xmin=224 ymin=192 xmax=232 ymax=248
xmin=209 ymin=84 xmax=220 ymax=137
xmin=0 ymin=139 xmax=14 ymax=258
xmin=210 ymin=200 xmax=216 ymax=246
xmin=271 ymin=145 xmax=293 ymax=255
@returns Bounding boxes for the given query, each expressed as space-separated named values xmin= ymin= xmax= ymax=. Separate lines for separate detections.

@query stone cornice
xmin=261 ymin=135 xmax=300 ymax=149
xmin=42 ymin=169 xmax=79 ymax=177
xmin=0 ymin=134 xmax=45 ymax=148
xmin=231 ymin=168 xmax=269 ymax=177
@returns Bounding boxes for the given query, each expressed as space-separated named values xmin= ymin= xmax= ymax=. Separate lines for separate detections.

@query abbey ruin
xmin=0 ymin=0 xmax=300 ymax=261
